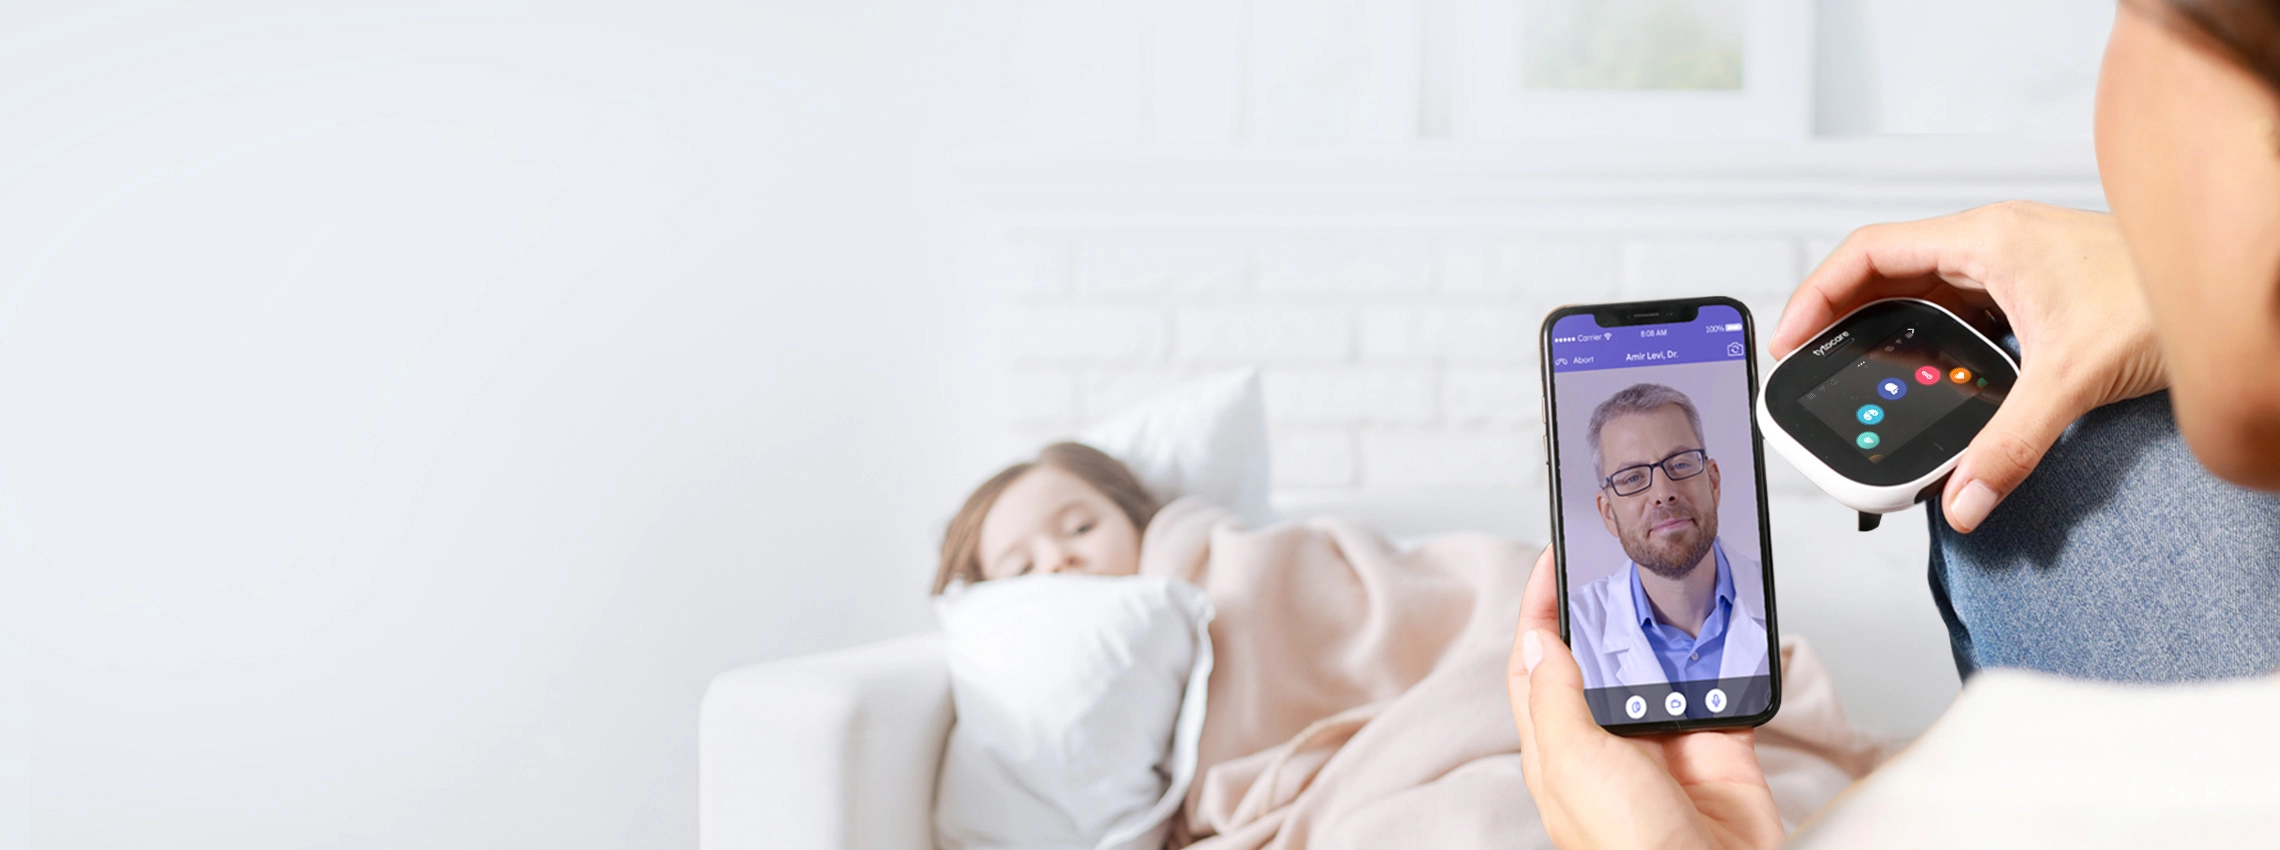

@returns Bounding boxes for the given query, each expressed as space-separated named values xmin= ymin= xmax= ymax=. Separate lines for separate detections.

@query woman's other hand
xmin=1507 ymin=547 xmax=1783 ymax=850
xmin=1770 ymin=202 xmax=2168 ymax=533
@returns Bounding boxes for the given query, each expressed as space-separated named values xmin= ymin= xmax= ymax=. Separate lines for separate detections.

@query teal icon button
xmin=1856 ymin=431 xmax=1882 ymax=450
xmin=1856 ymin=404 xmax=1885 ymax=425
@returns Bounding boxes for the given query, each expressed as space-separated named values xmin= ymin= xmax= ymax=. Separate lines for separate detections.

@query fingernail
xmin=1523 ymin=630 xmax=1544 ymax=673
xmin=1949 ymin=480 xmax=2001 ymax=532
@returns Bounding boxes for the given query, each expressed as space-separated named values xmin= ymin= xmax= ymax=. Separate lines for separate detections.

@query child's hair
xmin=933 ymin=442 xmax=1161 ymax=594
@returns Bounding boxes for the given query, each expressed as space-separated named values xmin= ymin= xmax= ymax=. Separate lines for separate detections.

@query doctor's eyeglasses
xmin=1601 ymin=449 xmax=1709 ymax=497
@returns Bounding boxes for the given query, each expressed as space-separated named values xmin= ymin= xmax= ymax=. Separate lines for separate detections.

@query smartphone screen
xmin=1542 ymin=299 xmax=1780 ymax=732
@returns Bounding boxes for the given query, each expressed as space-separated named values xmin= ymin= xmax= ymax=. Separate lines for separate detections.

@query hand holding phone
xmin=1539 ymin=298 xmax=1781 ymax=734
xmin=1507 ymin=545 xmax=1784 ymax=850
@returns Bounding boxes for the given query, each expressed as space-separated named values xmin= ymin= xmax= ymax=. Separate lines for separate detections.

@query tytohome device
xmin=1755 ymin=298 xmax=2019 ymax=531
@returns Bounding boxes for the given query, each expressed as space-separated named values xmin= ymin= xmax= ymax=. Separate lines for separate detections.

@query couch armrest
xmin=700 ymin=633 xmax=952 ymax=850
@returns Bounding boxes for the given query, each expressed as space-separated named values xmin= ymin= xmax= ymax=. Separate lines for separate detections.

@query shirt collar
xmin=1627 ymin=538 xmax=1733 ymax=630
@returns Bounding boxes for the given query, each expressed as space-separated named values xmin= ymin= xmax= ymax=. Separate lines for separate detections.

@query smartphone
xmin=1539 ymin=297 xmax=1781 ymax=734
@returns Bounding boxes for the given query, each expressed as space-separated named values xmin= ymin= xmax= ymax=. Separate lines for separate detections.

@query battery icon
xmin=1724 ymin=323 xmax=1743 ymax=332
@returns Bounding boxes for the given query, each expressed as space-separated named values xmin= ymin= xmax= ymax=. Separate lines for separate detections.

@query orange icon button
xmin=1949 ymin=368 xmax=1972 ymax=384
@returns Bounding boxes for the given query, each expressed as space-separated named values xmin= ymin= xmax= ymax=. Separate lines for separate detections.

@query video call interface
xmin=1549 ymin=304 xmax=1774 ymax=727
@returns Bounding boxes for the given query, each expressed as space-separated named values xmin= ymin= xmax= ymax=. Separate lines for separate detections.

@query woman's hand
xmin=1507 ymin=547 xmax=1783 ymax=850
xmin=1771 ymin=202 xmax=2168 ymax=533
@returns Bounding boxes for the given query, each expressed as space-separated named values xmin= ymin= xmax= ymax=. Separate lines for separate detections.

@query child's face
xmin=974 ymin=465 xmax=1143 ymax=582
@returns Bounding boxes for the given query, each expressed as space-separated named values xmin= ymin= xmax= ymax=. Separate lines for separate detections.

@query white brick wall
xmin=1175 ymin=305 xmax=1352 ymax=363
xmin=1263 ymin=367 xmax=1438 ymax=424
xmin=991 ymin=229 xmax=1855 ymax=492
xmin=1007 ymin=304 xmax=1167 ymax=362
xmin=1359 ymin=428 xmax=1541 ymax=488
xmin=1258 ymin=240 xmax=1435 ymax=294
xmin=1621 ymin=238 xmax=1801 ymax=301
xmin=1078 ymin=240 xmax=1251 ymax=295
xmin=1442 ymin=368 xmax=1538 ymax=425
xmin=974 ymin=147 xmax=2094 ymax=503
xmin=1079 ymin=368 xmax=1201 ymax=421
xmin=1358 ymin=306 xmax=1541 ymax=364
xmin=1271 ymin=428 xmax=1357 ymax=487
xmin=1453 ymin=239 xmax=1623 ymax=296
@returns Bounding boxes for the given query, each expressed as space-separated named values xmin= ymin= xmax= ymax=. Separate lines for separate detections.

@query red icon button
xmin=1915 ymin=366 xmax=1941 ymax=385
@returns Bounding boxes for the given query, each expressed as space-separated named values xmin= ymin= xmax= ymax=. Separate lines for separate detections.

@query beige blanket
xmin=1138 ymin=497 xmax=1892 ymax=849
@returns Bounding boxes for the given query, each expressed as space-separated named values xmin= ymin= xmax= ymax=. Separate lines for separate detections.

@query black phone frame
xmin=1537 ymin=296 xmax=1784 ymax=736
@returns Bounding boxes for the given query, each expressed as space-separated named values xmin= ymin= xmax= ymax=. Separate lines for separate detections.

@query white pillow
xmin=933 ymin=575 xmax=1215 ymax=850
xmin=1079 ymin=368 xmax=1274 ymax=528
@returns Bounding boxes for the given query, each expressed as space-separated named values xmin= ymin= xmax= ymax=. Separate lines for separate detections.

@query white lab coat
xmin=1569 ymin=542 xmax=1771 ymax=690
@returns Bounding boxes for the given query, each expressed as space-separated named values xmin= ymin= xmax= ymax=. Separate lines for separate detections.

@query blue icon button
xmin=1856 ymin=431 xmax=1882 ymax=450
xmin=1876 ymin=378 xmax=1907 ymax=400
xmin=1856 ymin=404 xmax=1885 ymax=424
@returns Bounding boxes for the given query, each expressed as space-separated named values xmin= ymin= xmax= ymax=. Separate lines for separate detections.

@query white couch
xmin=700 ymin=632 xmax=951 ymax=850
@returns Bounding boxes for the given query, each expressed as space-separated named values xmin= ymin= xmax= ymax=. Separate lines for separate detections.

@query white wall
xmin=1817 ymin=0 xmax=2116 ymax=136
xmin=935 ymin=0 xmax=2117 ymax=153
xmin=0 ymin=2 xmax=985 ymax=848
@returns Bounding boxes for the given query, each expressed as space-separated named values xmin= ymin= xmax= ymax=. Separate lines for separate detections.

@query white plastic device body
xmin=1754 ymin=298 xmax=2020 ymax=516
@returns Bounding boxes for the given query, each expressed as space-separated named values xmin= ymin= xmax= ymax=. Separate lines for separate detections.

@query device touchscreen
xmin=1548 ymin=303 xmax=1775 ymax=728
xmin=1795 ymin=324 xmax=2010 ymax=464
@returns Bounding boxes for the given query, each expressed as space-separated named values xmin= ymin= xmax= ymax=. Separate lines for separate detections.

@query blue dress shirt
xmin=1626 ymin=541 xmax=1735 ymax=685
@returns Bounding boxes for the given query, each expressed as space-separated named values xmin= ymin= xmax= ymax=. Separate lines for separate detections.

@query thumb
xmin=1522 ymin=629 xmax=1601 ymax=756
xmin=1940 ymin=366 xmax=2086 ymax=533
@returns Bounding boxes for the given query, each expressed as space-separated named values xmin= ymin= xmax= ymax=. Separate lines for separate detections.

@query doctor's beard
xmin=1618 ymin=502 xmax=1718 ymax=580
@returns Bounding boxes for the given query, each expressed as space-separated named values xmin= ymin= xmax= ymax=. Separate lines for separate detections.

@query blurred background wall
xmin=0 ymin=1 xmax=2111 ymax=848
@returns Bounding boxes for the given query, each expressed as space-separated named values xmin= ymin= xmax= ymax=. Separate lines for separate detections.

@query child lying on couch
xmin=930 ymin=441 xmax=1884 ymax=850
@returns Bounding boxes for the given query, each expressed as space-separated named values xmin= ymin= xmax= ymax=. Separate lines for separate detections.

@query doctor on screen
xmin=1569 ymin=383 xmax=1769 ymax=690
